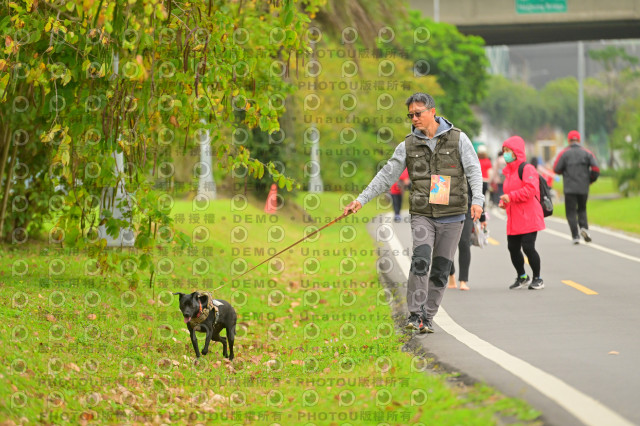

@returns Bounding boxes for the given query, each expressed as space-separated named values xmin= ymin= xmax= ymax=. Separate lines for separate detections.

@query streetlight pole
xmin=578 ymin=41 xmax=585 ymax=142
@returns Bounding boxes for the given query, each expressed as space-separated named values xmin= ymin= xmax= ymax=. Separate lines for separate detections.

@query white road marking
xmin=386 ymin=213 xmax=634 ymax=426
xmin=490 ymin=210 xmax=640 ymax=264
xmin=434 ymin=309 xmax=632 ymax=426
xmin=546 ymin=216 xmax=640 ymax=245
xmin=543 ymin=227 xmax=640 ymax=264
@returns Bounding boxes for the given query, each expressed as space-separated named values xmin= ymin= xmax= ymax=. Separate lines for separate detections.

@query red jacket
xmin=479 ymin=158 xmax=492 ymax=180
xmin=502 ymin=136 xmax=546 ymax=236
xmin=390 ymin=168 xmax=409 ymax=195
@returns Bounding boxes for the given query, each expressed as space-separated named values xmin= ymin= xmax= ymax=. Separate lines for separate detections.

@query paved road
xmin=375 ymin=208 xmax=640 ymax=426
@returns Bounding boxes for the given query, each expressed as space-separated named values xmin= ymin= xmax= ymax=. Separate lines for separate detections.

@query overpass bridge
xmin=409 ymin=0 xmax=640 ymax=45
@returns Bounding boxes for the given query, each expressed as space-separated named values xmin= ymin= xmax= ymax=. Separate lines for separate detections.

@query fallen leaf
xmin=608 ymin=351 xmax=619 ymax=355
xmin=211 ymin=394 xmax=225 ymax=404
xmin=87 ymin=314 xmax=97 ymax=320
xmin=410 ymin=407 xmax=423 ymax=423
xmin=46 ymin=314 xmax=56 ymax=322
xmin=67 ymin=363 xmax=80 ymax=372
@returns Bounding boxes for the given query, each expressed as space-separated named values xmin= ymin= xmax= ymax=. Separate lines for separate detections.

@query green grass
xmin=553 ymin=196 xmax=640 ymax=235
xmin=0 ymin=194 xmax=541 ymax=424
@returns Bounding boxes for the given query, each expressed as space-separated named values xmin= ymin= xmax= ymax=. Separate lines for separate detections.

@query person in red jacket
xmin=477 ymin=145 xmax=492 ymax=197
xmin=390 ymin=168 xmax=410 ymax=222
xmin=499 ymin=136 xmax=546 ymax=290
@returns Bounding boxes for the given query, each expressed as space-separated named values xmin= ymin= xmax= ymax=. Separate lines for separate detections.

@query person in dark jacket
xmin=553 ymin=130 xmax=600 ymax=244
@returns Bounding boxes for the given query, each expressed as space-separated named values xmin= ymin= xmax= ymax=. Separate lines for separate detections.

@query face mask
xmin=504 ymin=152 xmax=516 ymax=163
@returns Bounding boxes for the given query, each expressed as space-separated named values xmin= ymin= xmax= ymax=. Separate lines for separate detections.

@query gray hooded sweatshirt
xmin=356 ymin=116 xmax=484 ymax=221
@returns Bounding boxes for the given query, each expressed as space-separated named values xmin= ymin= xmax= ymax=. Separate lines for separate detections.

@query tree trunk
xmin=197 ymin=118 xmax=216 ymax=200
xmin=0 ymin=125 xmax=10 ymax=194
xmin=0 ymin=142 xmax=18 ymax=241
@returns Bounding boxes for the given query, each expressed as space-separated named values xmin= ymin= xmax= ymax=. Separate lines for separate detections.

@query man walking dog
xmin=344 ymin=93 xmax=484 ymax=333
xmin=553 ymin=130 xmax=600 ymax=244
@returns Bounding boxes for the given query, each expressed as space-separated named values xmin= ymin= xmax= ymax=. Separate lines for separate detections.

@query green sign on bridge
xmin=516 ymin=0 xmax=567 ymax=14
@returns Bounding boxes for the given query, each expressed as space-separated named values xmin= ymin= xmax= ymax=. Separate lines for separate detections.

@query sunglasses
xmin=407 ymin=108 xmax=430 ymax=119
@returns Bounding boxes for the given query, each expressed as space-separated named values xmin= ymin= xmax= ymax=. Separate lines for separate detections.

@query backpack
xmin=518 ymin=163 xmax=553 ymax=217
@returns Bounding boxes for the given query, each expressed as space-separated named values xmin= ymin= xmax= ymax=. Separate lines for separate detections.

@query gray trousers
xmin=407 ymin=215 xmax=464 ymax=320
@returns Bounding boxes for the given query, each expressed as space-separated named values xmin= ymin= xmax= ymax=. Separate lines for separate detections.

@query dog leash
xmin=235 ymin=211 xmax=353 ymax=278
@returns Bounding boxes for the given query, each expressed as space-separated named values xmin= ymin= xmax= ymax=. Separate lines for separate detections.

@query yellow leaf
xmin=61 ymin=150 xmax=70 ymax=165
xmin=44 ymin=21 xmax=52 ymax=32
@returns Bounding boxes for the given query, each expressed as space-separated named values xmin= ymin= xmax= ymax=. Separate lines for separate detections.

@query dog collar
xmin=188 ymin=291 xmax=216 ymax=326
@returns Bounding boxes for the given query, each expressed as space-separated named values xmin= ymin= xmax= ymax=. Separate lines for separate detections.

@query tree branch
xmin=42 ymin=1 xmax=81 ymax=22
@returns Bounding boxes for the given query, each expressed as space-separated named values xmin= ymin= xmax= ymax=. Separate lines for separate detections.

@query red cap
xmin=567 ymin=130 xmax=581 ymax=141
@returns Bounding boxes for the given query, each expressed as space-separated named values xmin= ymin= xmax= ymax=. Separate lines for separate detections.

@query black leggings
xmin=507 ymin=232 xmax=541 ymax=278
xmin=391 ymin=193 xmax=402 ymax=215
xmin=564 ymin=193 xmax=589 ymax=239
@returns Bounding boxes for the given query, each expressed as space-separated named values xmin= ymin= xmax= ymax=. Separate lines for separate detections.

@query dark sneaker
xmin=405 ymin=313 xmax=422 ymax=331
xmin=509 ymin=276 xmax=531 ymax=290
xmin=421 ymin=318 xmax=434 ymax=334
xmin=419 ymin=305 xmax=433 ymax=333
xmin=529 ymin=278 xmax=544 ymax=290
xmin=572 ymin=237 xmax=580 ymax=245
xmin=580 ymin=228 xmax=592 ymax=242
xmin=394 ymin=215 xmax=401 ymax=223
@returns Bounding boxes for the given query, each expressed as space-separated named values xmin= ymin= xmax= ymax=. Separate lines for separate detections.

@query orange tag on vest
xmin=429 ymin=175 xmax=451 ymax=205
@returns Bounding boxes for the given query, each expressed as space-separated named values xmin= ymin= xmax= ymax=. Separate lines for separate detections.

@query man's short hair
xmin=405 ymin=93 xmax=435 ymax=109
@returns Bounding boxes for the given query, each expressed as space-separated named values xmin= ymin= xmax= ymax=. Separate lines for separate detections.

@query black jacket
xmin=553 ymin=144 xmax=600 ymax=195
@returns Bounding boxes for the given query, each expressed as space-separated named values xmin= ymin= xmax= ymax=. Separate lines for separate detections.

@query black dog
xmin=173 ymin=291 xmax=237 ymax=360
